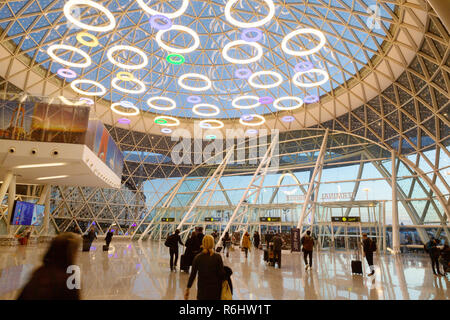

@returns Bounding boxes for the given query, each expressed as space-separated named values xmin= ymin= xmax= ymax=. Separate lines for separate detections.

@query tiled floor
xmin=0 ymin=241 xmax=448 ymax=300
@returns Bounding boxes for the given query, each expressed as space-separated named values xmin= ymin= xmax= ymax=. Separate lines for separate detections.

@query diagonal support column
xmin=177 ymin=148 xmax=234 ymax=231
xmin=391 ymin=150 xmax=401 ymax=254
xmin=297 ymin=129 xmax=329 ymax=234
xmin=216 ymin=133 xmax=279 ymax=249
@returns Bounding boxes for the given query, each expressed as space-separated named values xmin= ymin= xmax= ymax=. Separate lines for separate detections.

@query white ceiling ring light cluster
xmin=63 ymin=0 xmax=116 ymax=32
xmin=292 ymin=68 xmax=330 ymax=88
xmin=248 ymin=71 xmax=283 ymax=89
xmin=232 ymin=95 xmax=261 ymax=109
xmin=178 ymin=73 xmax=212 ymax=91
xmin=111 ymin=102 xmax=140 ymax=116
xmin=273 ymin=96 xmax=304 ymax=111
xmin=47 ymin=44 xmax=92 ymax=68
xmin=281 ymin=28 xmax=327 ymax=57
xmin=199 ymin=119 xmax=224 ymax=129
xmin=224 ymin=0 xmax=275 ymax=28
xmin=135 ymin=0 xmax=189 ymax=19
xmin=239 ymin=114 xmax=266 ymax=126
xmin=71 ymin=79 xmax=106 ymax=96
xmin=111 ymin=77 xmax=146 ymax=94
xmin=222 ymin=40 xmax=263 ymax=64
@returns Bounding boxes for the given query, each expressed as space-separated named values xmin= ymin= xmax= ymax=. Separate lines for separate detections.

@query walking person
xmin=194 ymin=227 xmax=205 ymax=254
xmin=242 ymin=232 xmax=251 ymax=258
xmin=222 ymin=231 xmax=231 ymax=258
xmin=272 ymin=233 xmax=283 ymax=268
xmin=439 ymin=243 xmax=450 ymax=275
xmin=18 ymin=233 xmax=81 ymax=300
xmin=183 ymin=231 xmax=197 ymax=272
xmin=253 ymin=231 xmax=260 ymax=250
xmin=165 ymin=229 xmax=184 ymax=272
xmin=425 ymin=238 xmax=443 ymax=276
xmin=301 ymin=230 xmax=314 ymax=270
xmin=105 ymin=228 xmax=114 ymax=248
xmin=362 ymin=233 xmax=377 ymax=276
xmin=211 ymin=230 xmax=219 ymax=244
xmin=185 ymin=235 xmax=226 ymax=300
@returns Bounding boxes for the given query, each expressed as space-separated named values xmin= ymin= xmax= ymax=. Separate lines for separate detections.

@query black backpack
xmin=165 ymin=234 xmax=175 ymax=247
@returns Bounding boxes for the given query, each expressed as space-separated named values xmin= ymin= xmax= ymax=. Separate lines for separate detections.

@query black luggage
xmin=263 ymin=250 xmax=268 ymax=261
xmin=351 ymin=248 xmax=363 ymax=275
xmin=180 ymin=254 xmax=189 ymax=272
xmin=82 ymin=238 xmax=91 ymax=252
xmin=103 ymin=245 xmax=109 ymax=251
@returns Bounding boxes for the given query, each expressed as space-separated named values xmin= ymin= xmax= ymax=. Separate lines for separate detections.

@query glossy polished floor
xmin=0 ymin=240 xmax=448 ymax=300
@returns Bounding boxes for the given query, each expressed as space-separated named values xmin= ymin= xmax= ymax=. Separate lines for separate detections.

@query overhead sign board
xmin=260 ymin=217 xmax=281 ymax=222
xmin=331 ymin=216 xmax=360 ymax=222
xmin=204 ymin=217 xmax=221 ymax=222
xmin=161 ymin=218 xmax=175 ymax=222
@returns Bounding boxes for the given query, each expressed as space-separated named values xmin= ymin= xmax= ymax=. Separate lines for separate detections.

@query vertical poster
xmin=291 ymin=228 xmax=301 ymax=252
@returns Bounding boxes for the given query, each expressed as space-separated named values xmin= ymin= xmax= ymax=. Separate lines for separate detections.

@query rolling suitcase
xmin=351 ymin=248 xmax=363 ymax=275
xmin=103 ymin=245 xmax=109 ymax=251
xmin=82 ymin=238 xmax=91 ymax=252
xmin=263 ymin=250 xmax=269 ymax=262
xmin=180 ymin=254 xmax=189 ymax=272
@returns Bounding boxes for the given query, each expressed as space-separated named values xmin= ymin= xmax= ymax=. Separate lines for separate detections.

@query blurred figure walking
xmin=242 ymin=232 xmax=251 ymax=258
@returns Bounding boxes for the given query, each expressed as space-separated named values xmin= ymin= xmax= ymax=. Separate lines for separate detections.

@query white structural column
xmin=6 ymin=175 xmax=16 ymax=235
xmin=0 ymin=171 xmax=13 ymax=206
xmin=297 ymin=129 xmax=329 ymax=233
xmin=216 ymin=133 xmax=279 ymax=249
xmin=177 ymin=148 xmax=234 ymax=231
xmin=391 ymin=150 xmax=400 ymax=254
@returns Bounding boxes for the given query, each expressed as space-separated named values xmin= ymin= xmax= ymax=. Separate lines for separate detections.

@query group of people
xmin=425 ymin=237 xmax=450 ymax=276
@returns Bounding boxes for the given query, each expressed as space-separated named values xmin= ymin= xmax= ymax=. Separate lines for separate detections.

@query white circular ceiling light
xmin=224 ymin=0 xmax=275 ymax=28
xmin=239 ymin=114 xmax=266 ymax=126
xmin=147 ymin=97 xmax=176 ymax=111
xmin=71 ymin=79 xmax=106 ymax=96
xmin=111 ymin=102 xmax=140 ymax=116
xmin=231 ymin=95 xmax=261 ymax=109
xmin=111 ymin=77 xmax=146 ymax=94
xmin=107 ymin=45 xmax=148 ymax=70
xmin=47 ymin=44 xmax=91 ymax=68
xmin=63 ymin=0 xmax=116 ymax=32
xmin=281 ymin=28 xmax=327 ymax=57
xmin=199 ymin=119 xmax=224 ymax=129
xmin=192 ymin=104 xmax=220 ymax=117
xmin=273 ymin=96 xmax=304 ymax=110
xmin=156 ymin=25 xmax=200 ymax=54
xmin=178 ymin=73 xmax=212 ymax=91
xmin=248 ymin=71 xmax=283 ymax=89
xmin=135 ymin=0 xmax=189 ymax=19
xmin=222 ymin=40 xmax=263 ymax=64
xmin=292 ymin=69 xmax=329 ymax=88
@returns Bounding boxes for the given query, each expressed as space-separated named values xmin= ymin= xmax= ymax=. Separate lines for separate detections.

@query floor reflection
xmin=0 ymin=241 xmax=448 ymax=300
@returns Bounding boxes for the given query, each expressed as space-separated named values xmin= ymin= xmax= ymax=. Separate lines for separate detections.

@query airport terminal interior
xmin=0 ymin=0 xmax=449 ymax=300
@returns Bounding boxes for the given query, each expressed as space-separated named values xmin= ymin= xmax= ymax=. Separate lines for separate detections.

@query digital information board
xmin=331 ymin=216 xmax=361 ymax=222
xmin=161 ymin=218 xmax=175 ymax=222
xmin=204 ymin=217 xmax=221 ymax=222
xmin=259 ymin=217 xmax=281 ymax=222
xmin=11 ymin=201 xmax=45 ymax=226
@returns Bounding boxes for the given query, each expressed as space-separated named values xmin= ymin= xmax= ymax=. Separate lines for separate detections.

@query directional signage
xmin=331 ymin=216 xmax=360 ymax=222
xmin=161 ymin=218 xmax=175 ymax=222
xmin=204 ymin=217 xmax=221 ymax=222
xmin=260 ymin=217 xmax=281 ymax=222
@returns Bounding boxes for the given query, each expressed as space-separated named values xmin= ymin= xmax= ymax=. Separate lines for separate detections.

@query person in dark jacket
xmin=362 ymin=233 xmax=376 ymax=276
xmin=222 ymin=232 xmax=231 ymax=258
xmin=166 ymin=229 xmax=184 ymax=272
xmin=194 ymin=227 xmax=205 ymax=253
xmin=440 ymin=243 xmax=450 ymax=275
xmin=301 ymin=230 xmax=315 ymax=270
xmin=272 ymin=233 xmax=283 ymax=268
xmin=18 ymin=232 xmax=81 ymax=300
xmin=105 ymin=228 xmax=114 ymax=248
xmin=253 ymin=231 xmax=260 ymax=249
xmin=183 ymin=232 xmax=197 ymax=271
xmin=224 ymin=266 xmax=233 ymax=295
xmin=185 ymin=235 xmax=226 ymax=300
xmin=427 ymin=238 xmax=443 ymax=276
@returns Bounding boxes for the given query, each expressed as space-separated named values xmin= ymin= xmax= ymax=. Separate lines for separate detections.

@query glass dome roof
xmin=0 ymin=0 xmax=396 ymax=120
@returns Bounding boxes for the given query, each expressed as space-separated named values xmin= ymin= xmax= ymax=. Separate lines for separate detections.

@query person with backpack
xmin=272 ymin=233 xmax=283 ymax=268
xmin=362 ymin=233 xmax=377 ymax=276
xmin=301 ymin=230 xmax=315 ymax=270
xmin=165 ymin=229 xmax=184 ymax=272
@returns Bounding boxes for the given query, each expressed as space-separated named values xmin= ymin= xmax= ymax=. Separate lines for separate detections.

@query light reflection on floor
xmin=0 ymin=241 xmax=448 ymax=300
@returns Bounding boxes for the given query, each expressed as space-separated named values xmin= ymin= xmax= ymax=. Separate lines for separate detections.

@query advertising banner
xmin=291 ymin=228 xmax=301 ymax=252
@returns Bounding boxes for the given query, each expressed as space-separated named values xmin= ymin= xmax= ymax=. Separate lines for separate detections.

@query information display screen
xmin=204 ymin=217 xmax=221 ymax=222
xmin=10 ymin=201 xmax=45 ymax=226
xmin=260 ymin=217 xmax=281 ymax=222
xmin=161 ymin=218 xmax=175 ymax=222
xmin=331 ymin=216 xmax=361 ymax=222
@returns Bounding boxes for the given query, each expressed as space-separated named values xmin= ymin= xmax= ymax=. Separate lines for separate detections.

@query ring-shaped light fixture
xmin=64 ymin=0 xmax=116 ymax=32
xmin=224 ymin=0 xmax=275 ymax=28
xmin=187 ymin=96 xmax=201 ymax=103
xmin=47 ymin=44 xmax=92 ymax=68
xmin=149 ymin=15 xmax=172 ymax=30
xmin=76 ymin=32 xmax=99 ymax=47
xmin=199 ymin=120 xmax=224 ymax=129
xmin=135 ymin=0 xmax=189 ymax=19
xmin=79 ymin=97 xmax=94 ymax=105
xmin=273 ymin=96 xmax=304 ymax=111
xmin=281 ymin=116 xmax=295 ymax=122
xmin=147 ymin=97 xmax=176 ymax=111
xmin=239 ymin=114 xmax=265 ymax=126
xmin=111 ymin=77 xmax=146 ymax=94
xmin=178 ymin=73 xmax=211 ymax=92
xmin=295 ymin=61 xmax=314 ymax=73
xmin=235 ymin=68 xmax=252 ymax=79
xmin=241 ymin=28 xmax=263 ymax=42
xmin=161 ymin=128 xmax=172 ymax=134
xmin=117 ymin=72 xmax=134 ymax=81
xmin=292 ymin=69 xmax=329 ymax=88
xmin=57 ymin=68 xmax=77 ymax=79
xmin=281 ymin=28 xmax=327 ymax=57
xmin=166 ymin=54 xmax=185 ymax=65
xmin=156 ymin=25 xmax=200 ymax=54
xmin=71 ymin=79 xmax=106 ymax=96
xmin=222 ymin=40 xmax=263 ymax=64
xmin=192 ymin=104 xmax=220 ymax=117
xmin=304 ymin=94 xmax=320 ymax=104
xmin=205 ymin=135 xmax=216 ymax=140
xmin=111 ymin=103 xmax=140 ymax=116
xmin=154 ymin=116 xmax=180 ymax=126
xmin=232 ymin=95 xmax=261 ymax=109
xmin=241 ymin=115 xmax=254 ymax=121
xmin=246 ymin=129 xmax=258 ymax=135
xmin=107 ymin=45 xmax=148 ymax=70
xmin=248 ymin=71 xmax=283 ymax=89
xmin=117 ymin=118 xmax=131 ymax=124
xmin=259 ymin=96 xmax=273 ymax=104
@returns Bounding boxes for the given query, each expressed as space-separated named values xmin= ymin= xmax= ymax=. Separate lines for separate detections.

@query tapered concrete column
xmin=391 ymin=151 xmax=400 ymax=254
xmin=427 ymin=0 xmax=450 ymax=34
xmin=0 ymin=171 xmax=13 ymax=205
xmin=6 ymin=175 xmax=16 ymax=235
xmin=39 ymin=185 xmax=51 ymax=236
